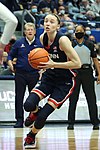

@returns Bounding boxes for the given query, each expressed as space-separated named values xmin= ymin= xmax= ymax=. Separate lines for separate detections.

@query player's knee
xmin=24 ymin=101 xmax=36 ymax=112
xmin=24 ymin=93 xmax=40 ymax=112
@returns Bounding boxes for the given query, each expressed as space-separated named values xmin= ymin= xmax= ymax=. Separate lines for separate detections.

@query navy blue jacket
xmin=8 ymin=37 xmax=43 ymax=73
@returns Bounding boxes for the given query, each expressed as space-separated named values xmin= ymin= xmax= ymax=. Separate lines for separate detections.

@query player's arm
xmin=40 ymin=31 xmax=46 ymax=45
xmin=39 ymin=36 xmax=81 ymax=70
xmin=57 ymin=36 xmax=81 ymax=69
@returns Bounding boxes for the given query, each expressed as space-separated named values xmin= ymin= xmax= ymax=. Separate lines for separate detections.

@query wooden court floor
xmin=0 ymin=124 xmax=100 ymax=150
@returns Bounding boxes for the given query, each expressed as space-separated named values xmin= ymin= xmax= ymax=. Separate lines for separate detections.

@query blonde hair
xmin=24 ymin=22 xmax=36 ymax=30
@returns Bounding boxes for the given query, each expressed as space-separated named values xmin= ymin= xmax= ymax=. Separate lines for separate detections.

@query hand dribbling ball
xmin=28 ymin=48 xmax=49 ymax=69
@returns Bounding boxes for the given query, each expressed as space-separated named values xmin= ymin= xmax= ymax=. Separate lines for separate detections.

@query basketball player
xmin=23 ymin=14 xmax=81 ymax=148
xmin=0 ymin=2 xmax=18 ymax=64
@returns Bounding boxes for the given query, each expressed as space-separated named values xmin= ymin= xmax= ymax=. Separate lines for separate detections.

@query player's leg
xmin=24 ymin=92 xmax=42 ymax=127
xmin=24 ymin=102 xmax=55 ymax=148
xmin=24 ymin=79 xmax=75 ymax=148
xmin=0 ymin=2 xmax=18 ymax=64
xmin=24 ymin=80 xmax=53 ymax=127
xmin=0 ymin=2 xmax=18 ymax=46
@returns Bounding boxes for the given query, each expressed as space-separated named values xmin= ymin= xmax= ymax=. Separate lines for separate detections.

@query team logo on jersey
xmin=21 ymin=44 xmax=25 ymax=48
xmin=53 ymin=46 xmax=57 ymax=52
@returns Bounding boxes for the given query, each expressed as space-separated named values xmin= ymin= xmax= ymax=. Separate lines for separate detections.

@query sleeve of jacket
xmin=7 ymin=40 xmax=19 ymax=61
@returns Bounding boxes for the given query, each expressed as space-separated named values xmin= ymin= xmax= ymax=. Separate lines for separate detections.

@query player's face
xmin=24 ymin=26 xmax=36 ymax=41
xmin=44 ymin=14 xmax=60 ymax=33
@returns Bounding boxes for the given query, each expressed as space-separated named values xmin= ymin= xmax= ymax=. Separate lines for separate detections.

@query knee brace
xmin=34 ymin=103 xmax=54 ymax=129
xmin=24 ymin=93 xmax=40 ymax=112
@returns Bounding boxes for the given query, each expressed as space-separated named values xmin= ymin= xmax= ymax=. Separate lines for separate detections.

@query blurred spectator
xmin=4 ymin=35 xmax=16 ymax=54
xmin=38 ymin=0 xmax=57 ymax=14
xmin=80 ymin=0 xmax=91 ymax=14
xmin=56 ymin=0 xmax=65 ymax=11
xmin=65 ymin=25 xmax=75 ymax=41
xmin=91 ymin=0 xmax=100 ymax=17
xmin=85 ymin=27 xmax=91 ymax=36
xmin=85 ymin=26 xmax=92 ymax=39
xmin=67 ymin=0 xmax=80 ymax=19
xmin=31 ymin=0 xmax=39 ymax=5
xmin=88 ymin=35 xmax=97 ymax=44
xmin=84 ymin=10 xmax=99 ymax=28
xmin=86 ymin=10 xmax=96 ymax=21
xmin=0 ymin=51 xmax=14 ymax=75
xmin=2 ymin=51 xmax=8 ymax=69
xmin=19 ymin=0 xmax=32 ymax=9
xmin=24 ymin=4 xmax=41 ymax=28
xmin=5 ymin=0 xmax=20 ymax=12
xmin=0 ymin=57 xmax=17 ymax=75
xmin=58 ymin=5 xmax=74 ymax=27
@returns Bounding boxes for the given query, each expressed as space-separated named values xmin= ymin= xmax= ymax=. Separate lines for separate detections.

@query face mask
xmin=75 ymin=32 xmax=84 ymax=39
xmin=31 ymin=8 xmax=37 ymax=13
xmin=45 ymin=12 xmax=49 ymax=15
xmin=68 ymin=30 xmax=74 ymax=34
xmin=86 ymin=30 xmax=91 ymax=35
xmin=59 ymin=10 xmax=65 ymax=15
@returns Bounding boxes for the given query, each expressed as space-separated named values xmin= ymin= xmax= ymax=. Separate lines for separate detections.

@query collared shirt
xmin=8 ymin=37 xmax=43 ymax=73
xmin=26 ymin=37 xmax=35 ymax=45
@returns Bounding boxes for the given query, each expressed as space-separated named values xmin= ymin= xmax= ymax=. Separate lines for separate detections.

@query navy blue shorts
xmin=31 ymin=75 xmax=75 ymax=108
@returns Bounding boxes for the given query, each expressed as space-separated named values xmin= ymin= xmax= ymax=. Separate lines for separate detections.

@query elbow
xmin=76 ymin=61 xmax=82 ymax=69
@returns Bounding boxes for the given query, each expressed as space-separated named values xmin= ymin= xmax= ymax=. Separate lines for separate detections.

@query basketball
xmin=28 ymin=48 xmax=49 ymax=69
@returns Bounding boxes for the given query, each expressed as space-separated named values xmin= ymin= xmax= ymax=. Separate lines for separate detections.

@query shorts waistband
xmin=81 ymin=64 xmax=91 ymax=69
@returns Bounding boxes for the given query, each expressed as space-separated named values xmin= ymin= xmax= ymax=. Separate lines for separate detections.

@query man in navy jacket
xmin=8 ymin=22 xmax=43 ymax=128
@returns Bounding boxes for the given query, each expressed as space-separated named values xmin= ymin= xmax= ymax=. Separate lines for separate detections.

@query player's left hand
xmin=38 ymin=57 xmax=55 ymax=69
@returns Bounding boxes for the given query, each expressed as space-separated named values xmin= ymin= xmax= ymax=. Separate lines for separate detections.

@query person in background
xmin=91 ymin=0 xmax=100 ymax=17
xmin=0 ymin=51 xmax=15 ymax=75
xmin=88 ymin=35 xmax=96 ymax=44
xmin=0 ymin=51 xmax=8 ymax=74
xmin=4 ymin=35 xmax=17 ymax=54
xmin=23 ymin=14 xmax=81 ymax=148
xmin=24 ymin=3 xmax=41 ymax=28
xmin=67 ymin=25 xmax=100 ymax=130
xmin=0 ymin=2 xmax=18 ymax=64
xmin=38 ymin=0 xmax=57 ymax=14
xmin=65 ymin=25 xmax=75 ymax=41
xmin=85 ymin=26 xmax=91 ymax=38
xmin=7 ymin=22 xmax=43 ymax=128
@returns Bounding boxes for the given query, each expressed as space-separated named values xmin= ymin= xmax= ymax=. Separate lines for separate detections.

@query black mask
xmin=75 ymin=32 xmax=84 ymax=39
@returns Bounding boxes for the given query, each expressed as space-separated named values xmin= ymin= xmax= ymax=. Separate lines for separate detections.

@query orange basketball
xmin=28 ymin=48 xmax=49 ymax=69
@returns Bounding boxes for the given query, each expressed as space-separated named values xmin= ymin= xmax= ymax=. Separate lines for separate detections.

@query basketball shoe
xmin=24 ymin=131 xmax=36 ymax=149
xmin=24 ymin=106 xmax=42 ymax=127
